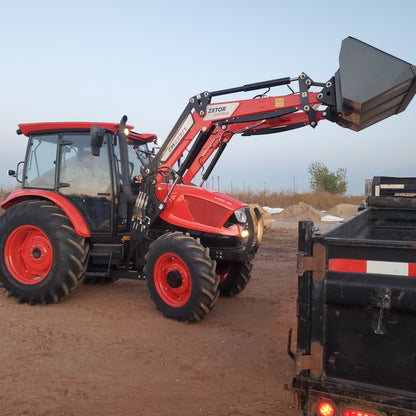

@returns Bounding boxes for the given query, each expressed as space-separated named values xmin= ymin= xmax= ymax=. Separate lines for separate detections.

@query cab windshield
xmin=127 ymin=140 xmax=152 ymax=174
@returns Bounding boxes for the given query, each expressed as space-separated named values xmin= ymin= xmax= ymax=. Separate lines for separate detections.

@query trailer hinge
xmin=295 ymin=342 xmax=323 ymax=377
xmin=297 ymin=244 xmax=326 ymax=280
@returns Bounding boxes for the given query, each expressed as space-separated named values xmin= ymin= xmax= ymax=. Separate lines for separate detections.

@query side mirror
xmin=90 ymin=125 xmax=106 ymax=156
xmin=8 ymin=161 xmax=24 ymax=183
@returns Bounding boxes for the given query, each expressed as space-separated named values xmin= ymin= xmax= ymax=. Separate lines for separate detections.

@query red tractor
xmin=1 ymin=37 xmax=415 ymax=321
xmin=1 ymin=120 xmax=260 ymax=321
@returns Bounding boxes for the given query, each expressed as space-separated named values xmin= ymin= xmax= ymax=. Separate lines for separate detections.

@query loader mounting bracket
xmin=299 ymin=73 xmax=317 ymax=128
xmin=318 ymin=77 xmax=342 ymax=123
xmin=189 ymin=91 xmax=211 ymax=117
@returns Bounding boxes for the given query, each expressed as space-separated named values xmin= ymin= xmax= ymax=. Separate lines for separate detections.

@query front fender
xmin=1 ymin=189 xmax=91 ymax=237
xmin=156 ymin=184 xmax=246 ymax=236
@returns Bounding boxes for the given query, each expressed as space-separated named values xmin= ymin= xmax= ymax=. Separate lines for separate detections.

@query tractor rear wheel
xmin=0 ymin=200 xmax=89 ymax=304
xmin=217 ymin=261 xmax=253 ymax=297
xmin=144 ymin=232 xmax=219 ymax=322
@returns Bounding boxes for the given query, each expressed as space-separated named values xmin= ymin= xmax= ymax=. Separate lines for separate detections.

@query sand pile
xmin=274 ymin=202 xmax=322 ymax=222
xmin=269 ymin=203 xmax=361 ymax=229
xmin=327 ymin=203 xmax=360 ymax=219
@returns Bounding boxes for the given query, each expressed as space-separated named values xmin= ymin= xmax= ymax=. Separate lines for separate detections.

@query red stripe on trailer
xmin=328 ymin=259 xmax=367 ymax=273
xmin=328 ymin=258 xmax=416 ymax=277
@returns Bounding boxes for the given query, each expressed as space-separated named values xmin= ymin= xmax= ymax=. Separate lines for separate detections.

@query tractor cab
xmin=12 ymin=121 xmax=156 ymax=239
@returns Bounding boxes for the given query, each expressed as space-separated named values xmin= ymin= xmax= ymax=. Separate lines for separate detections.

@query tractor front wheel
xmin=144 ymin=232 xmax=219 ymax=322
xmin=217 ymin=261 xmax=253 ymax=297
xmin=0 ymin=200 xmax=89 ymax=304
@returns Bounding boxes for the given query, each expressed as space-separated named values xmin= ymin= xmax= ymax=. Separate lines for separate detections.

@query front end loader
xmin=1 ymin=37 xmax=415 ymax=322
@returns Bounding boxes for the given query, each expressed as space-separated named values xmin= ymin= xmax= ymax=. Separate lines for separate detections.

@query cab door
xmin=59 ymin=132 xmax=114 ymax=235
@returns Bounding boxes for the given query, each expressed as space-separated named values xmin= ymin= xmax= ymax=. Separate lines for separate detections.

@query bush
xmin=308 ymin=161 xmax=347 ymax=195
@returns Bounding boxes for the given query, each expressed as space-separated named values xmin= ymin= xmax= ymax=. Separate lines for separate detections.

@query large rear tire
xmin=144 ymin=232 xmax=219 ymax=322
xmin=0 ymin=200 xmax=89 ymax=304
xmin=217 ymin=261 xmax=253 ymax=297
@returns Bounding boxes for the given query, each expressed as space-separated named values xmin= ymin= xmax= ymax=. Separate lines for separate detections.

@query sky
xmin=0 ymin=0 xmax=415 ymax=196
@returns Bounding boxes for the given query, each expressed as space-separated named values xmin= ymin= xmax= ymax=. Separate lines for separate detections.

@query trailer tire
xmin=217 ymin=261 xmax=252 ymax=297
xmin=0 ymin=200 xmax=88 ymax=304
xmin=144 ymin=232 xmax=219 ymax=322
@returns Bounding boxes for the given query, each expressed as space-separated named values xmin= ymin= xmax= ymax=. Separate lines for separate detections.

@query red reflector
xmin=343 ymin=410 xmax=375 ymax=416
xmin=318 ymin=402 xmax=335 ymax=416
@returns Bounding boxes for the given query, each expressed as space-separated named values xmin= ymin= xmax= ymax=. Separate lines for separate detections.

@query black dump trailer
xmin=291 ymin=177 xmax=416 ymax=416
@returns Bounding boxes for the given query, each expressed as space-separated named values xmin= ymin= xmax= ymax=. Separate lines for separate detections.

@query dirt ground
xmin=0 ymin=212 xmax=344 ymax=416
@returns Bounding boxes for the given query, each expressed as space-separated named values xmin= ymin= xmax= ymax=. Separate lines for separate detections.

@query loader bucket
xmin=335 ymin=37 xmax=416 ymax=131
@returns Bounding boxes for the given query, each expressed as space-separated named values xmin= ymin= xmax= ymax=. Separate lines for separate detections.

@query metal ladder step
xmin=86 ymin=251 xmax=113 ymax=278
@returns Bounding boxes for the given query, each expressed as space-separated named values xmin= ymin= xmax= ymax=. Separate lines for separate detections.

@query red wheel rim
xmin=154 ymin=252 xmax=191 ymax=307
xmin=4 ymin=225 xmax=53 ymax=285
xmin=216 ymin=263 xmax=231 ymax=283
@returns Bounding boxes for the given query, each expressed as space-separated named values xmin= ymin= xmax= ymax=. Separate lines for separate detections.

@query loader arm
xmin=149 ymin=74 xmax=328 ymax=187
xmin=180 ymin=87 xmax=327 ymax=186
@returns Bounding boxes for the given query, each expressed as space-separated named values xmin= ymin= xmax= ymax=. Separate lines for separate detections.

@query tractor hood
xmin=335 ymin=37 xmax=416 ymax=131
xmin=156 ymin=183 xmax=248 ymax=236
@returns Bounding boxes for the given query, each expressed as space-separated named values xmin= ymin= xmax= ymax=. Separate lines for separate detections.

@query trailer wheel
xmin=0 ymin=200 xmax=89 ymax=304
xmin=144 ymin=232 xmax=219 ymax=322
xmin=217 ymin=261 xmax=252 ymax=297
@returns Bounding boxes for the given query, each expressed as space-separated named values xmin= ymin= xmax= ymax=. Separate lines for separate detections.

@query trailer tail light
xmin=343 ymin=411 xmax=375 ymax=416
xmin=318 ymin=402 xmax=335 ymax=416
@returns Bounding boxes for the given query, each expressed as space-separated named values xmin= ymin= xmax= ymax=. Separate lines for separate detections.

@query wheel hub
xmin=167 ymin=270 xmax=182 ymax=288
xmin=32 ymin=247 xmax=42 ymax=259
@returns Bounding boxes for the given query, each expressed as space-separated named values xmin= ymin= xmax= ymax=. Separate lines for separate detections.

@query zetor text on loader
xmin=1 ymin=37 xmax=415 ymax=322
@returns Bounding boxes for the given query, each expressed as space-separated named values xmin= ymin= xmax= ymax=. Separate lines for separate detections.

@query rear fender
xmin=1 ymin=189 xmax=91 ymax=237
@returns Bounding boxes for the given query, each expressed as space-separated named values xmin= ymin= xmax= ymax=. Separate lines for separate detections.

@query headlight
xmin=234 ymin=208 xmax=247 ymax=223
xmin=241 ymin=228 xmax=250 ymax=238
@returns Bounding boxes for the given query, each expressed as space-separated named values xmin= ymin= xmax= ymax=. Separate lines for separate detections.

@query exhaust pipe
xmin=335 ymin=37 xmax=416 ymax=131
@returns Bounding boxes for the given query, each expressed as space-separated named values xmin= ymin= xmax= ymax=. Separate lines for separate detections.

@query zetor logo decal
xmin=204 ymin=102 xmax=239 ymax=121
